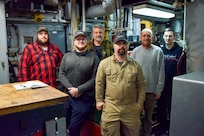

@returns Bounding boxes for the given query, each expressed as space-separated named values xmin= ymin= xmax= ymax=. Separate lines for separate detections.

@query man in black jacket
xmin=156 ymin=28 xmax=186 ymax=136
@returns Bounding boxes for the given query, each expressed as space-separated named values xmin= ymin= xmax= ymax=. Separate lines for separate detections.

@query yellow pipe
xmin=104 ymin=16 xmax=109 ymax=40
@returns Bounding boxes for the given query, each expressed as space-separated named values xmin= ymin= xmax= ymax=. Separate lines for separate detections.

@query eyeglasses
xmin=75 ymin=38 xmax=87 ymax=42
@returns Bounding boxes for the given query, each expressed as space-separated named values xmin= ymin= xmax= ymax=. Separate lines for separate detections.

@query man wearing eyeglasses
xmin=59 ymin=30 xmax=100 ymax=136
xmin=95 ymin=33 xmax=146 ymax=136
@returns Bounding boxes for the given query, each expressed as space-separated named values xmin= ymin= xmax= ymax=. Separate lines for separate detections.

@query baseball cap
xmin=38 ymin=26 xmax=48 ymax=33
xmin=113 ymin=33 xmax=128 ymax=44
xmin=74 ymin=30 xmax=86 ymax=39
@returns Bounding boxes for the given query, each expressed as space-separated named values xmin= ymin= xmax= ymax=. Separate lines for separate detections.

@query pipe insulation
xmin=86 ymin=0 xmax=119 ymax=18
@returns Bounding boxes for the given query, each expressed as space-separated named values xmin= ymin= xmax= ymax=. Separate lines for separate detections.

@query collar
xmin=75 ymin=50 xmax=88 ymax=56
xmin=111 ymin=54 xmax=132 ymax=63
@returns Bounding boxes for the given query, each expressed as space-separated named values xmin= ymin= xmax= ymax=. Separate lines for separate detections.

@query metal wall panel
xmin=49 ymin=29 xmax=66 ymax=54
xmin=170 ymin=71 xmax=204 ymax=136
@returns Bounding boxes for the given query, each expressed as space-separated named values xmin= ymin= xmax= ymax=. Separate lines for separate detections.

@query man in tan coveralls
xmin=95 ymin=33 xmax=146 ymax=136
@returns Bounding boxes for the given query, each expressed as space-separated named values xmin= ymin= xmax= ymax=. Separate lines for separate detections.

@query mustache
xmin=37 ymin=37 xmax=49 ymax=45
xmin=96 ymin=36 xmax=102 ymax=39
xmin=118 ymin=48 xmax=126 ymax=55
xmin=119 ymin=47 xmax=125 ymax=51
xmin=42 ymin=37 xmax=47 ymax=39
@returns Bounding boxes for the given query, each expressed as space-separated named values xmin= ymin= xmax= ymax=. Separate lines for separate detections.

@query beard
xmin=75 ymin=45 xmax=87 ymax=52
xmin=37 ymin=37 xmax=49 ymax=46
xmin=117 ymin=48 xmax=126 ymax=56
xmin=95 ymin=36 xmax=103 ymax=42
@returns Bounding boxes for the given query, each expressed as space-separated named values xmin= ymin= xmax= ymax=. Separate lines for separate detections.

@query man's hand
xmin=68 ymin=87 xmax=81 ymax=98
xmin=155 ymin=94 xmax=161 ymax=100
xmin=96 ymin=102 xmax=105 ymax=111
xmin=137 ymin=103 xmax=143 ymax=111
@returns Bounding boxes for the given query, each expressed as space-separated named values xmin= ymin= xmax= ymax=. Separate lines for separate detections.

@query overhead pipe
xmin=10 ymin=0 xmax=58 ymax=6
xmin=86 ymin=0 xmax=121 ymax=18
xmin=44 ymin=0 xmax=58 ymax=7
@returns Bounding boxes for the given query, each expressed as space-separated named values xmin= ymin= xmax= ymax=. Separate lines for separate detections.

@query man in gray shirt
xmin=131 ymin=28 xmax=165 ymax=136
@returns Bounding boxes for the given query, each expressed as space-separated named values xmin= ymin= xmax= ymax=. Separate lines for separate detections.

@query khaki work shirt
xmin=95 ymin=55 xmax=146 ymax=106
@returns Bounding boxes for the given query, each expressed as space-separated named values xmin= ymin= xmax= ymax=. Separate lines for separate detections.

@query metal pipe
xmin=86 ymin=0 xmax=119 ymax=18
xmin=6 ymin=17 xmax=68 ymax=24
xmin=71 ymin=0 xmax=77 ymax=50
xmin=44 ymin=0 xmax=58 ymax=7
xmin=0 ymin=0 xmax=9 ymax=83
xmin=82 ymin=0 xmax=86 ymax=31
xmin=86 ymin=18 xmax=105 ymax=23
xmin=183 ymin=0 xmax=186 ymax=41
xmin=104 ymin=16 xmax=109 ymax=40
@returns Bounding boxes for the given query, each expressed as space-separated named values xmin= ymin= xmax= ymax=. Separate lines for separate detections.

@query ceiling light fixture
xmin=133 ymin=4 xmax=175 ymax=19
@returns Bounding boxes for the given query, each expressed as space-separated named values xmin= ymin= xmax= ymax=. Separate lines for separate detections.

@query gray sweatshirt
xmin=131 ymin=45 xmax=165 ymax=95
xmin=59 ymin=50 xmax=100 ymax=98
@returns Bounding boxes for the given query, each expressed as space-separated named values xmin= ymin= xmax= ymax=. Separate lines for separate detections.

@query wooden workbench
xmin=0 ymin=80 xmax=69 ymax=135
xmin=0 ymin=80 xmax=68 ymax=116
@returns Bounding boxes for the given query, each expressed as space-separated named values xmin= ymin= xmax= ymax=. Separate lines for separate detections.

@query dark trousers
xmin=66 ymin=96 xmax=93 ymax=136
xmin=156 ymin=82 xmax=172 ymax=130
xmin=141 ymin=93 xmax=156 ymax=136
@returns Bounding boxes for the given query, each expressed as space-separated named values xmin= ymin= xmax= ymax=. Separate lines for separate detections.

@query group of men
xmin=17 ymin=24 xmax=185 ymax=136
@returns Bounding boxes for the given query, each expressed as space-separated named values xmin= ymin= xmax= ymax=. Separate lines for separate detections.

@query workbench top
xmin=0 ymin=80 xmax=68 ymax=116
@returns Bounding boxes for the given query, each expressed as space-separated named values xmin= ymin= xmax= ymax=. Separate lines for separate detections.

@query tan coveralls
xmin=96 ymin=55 xmax=146 ymax=136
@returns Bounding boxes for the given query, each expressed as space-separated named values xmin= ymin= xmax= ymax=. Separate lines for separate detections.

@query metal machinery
xmin=170 ymin=71 xmax=204 ymax=136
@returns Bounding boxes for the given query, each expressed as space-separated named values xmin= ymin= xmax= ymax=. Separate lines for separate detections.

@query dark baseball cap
xmin=74 ymin=30 xmax=86 ymax=39
xmin=38 ymin=26 xmax=48 ymax=33
xmin=113 ymin=33 xmax=128 ymax=44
